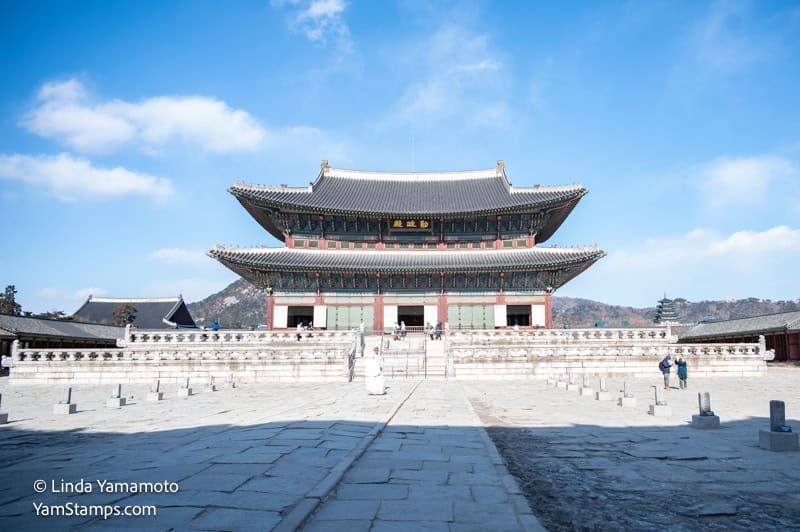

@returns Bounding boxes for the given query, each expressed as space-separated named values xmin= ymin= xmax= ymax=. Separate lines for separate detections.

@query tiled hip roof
xmin=209 ymin=246 xmax=606 ymax=273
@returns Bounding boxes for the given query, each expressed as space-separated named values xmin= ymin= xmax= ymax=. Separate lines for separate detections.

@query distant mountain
xmin=187 ymin=279 xmax=266 ymax=329
xmin=552 ymin=296 xmax=800 ymax=328
xmin=188 ymin=280 xmax=800 ymax=329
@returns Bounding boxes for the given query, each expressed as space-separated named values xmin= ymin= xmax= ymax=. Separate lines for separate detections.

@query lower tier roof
xmin=210 ymin=245 xmax=605 ymax=276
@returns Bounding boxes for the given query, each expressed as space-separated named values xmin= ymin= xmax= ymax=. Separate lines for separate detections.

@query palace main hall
xmin=210 ymin=160 xmax=605 ymax=332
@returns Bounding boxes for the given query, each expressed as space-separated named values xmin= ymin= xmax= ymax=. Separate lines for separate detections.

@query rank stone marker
xmin=147 ymin=379 xmax=164 ymax=401
xmin=759 ymin=400 xmax=799 ymax=451
xmin=648 ymin=385 xmax=672 ymax=417
xmin=580 ymin=375 xmax=594 ymax=396
xmin=566 ymin=373 xmax=581 ymax=392
xmin=691 ymin=392 xmax=720 ymax=429
xmin=224 ymin=375 xmax=236 ymax=390
xmin=106 ymin=384 xmax=126 ymax=408
xmin=178 ymin=377 xmax=193 ymax=397
xmin=595 ymin=378 xmax=612 ymax=401
xmin=53 ymin=387 xmax=77 ymax=415
xmin=207 ymin=377 xmax=217 ymax=392
xmin=618 ymin=381 xmax=636 ymax=408
xmin=0 ymin=394 xmax=8 ymax=424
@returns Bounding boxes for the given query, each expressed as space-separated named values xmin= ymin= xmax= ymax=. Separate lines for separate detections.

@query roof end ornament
xmin=321 ymin=159 xmax=329 ymax=171
xmin=496 ymin=160 xmax=505 ymax=175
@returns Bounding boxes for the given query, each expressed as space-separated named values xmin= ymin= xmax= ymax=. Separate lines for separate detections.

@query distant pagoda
xmin=653 ymin=295 xmax=680 ymax=324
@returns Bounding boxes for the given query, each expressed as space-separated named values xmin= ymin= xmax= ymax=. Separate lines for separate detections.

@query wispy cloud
xmin=23 ymin=79 xmax=266 ymax=154
xmin=149 ymin=248 xmax=213 ymax=269
xmin=692 ymin=0 xmax=764 ymax=74
xmin=0 ymin=152 xmax=174 ymax=201
xmin=563 ymin=226 xmax=800 ymax=306
xmin=273 ymin=0 xmax=351 ymax=49
xmin=695 ymin=154 xmax=799 ymax=211
xmin=383 ymin=25 xmax=510 ymax=128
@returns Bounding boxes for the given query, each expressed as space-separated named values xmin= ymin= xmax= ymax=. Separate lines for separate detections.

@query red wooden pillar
xmin=266 ymin=290 xmax=275 ymax=330
xmin=438 ymin=294 xmax=447 ymax=324
xmin=544 ymin=292 xmax=553 ymax=329
xmin=438 ymin=272 xmax=447 ymax=324
xmin=374 ymin=274 xmax=383 ymax=333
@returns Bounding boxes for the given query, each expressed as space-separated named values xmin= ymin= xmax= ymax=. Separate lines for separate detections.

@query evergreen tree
xmin=0 ymin=285 xmax=22 ymax=316
xmin=112 ymin=303 xmax=137 ymax=325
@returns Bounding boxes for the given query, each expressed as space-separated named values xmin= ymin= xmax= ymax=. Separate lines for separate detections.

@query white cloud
xmin=273 ymin=0 xmax=351 ymax=47
xmin=561 ymin=226 xmax=800 ymax=306
xmin=383 ymin=25 xmax=509 ymax=128
xmin=23 ymin=79 xmax=266 ymax=154
xmin=149 ymin=248 xmax=212 ymax=269
xmin=696 ymin=155 xmax=798 ymax=210
xmin=0 ymin=153 xmax=174 ymax=201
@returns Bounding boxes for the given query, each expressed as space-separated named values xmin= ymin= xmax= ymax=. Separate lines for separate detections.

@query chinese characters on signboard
xmin=391 ymin=219 xmax=431 ymax=231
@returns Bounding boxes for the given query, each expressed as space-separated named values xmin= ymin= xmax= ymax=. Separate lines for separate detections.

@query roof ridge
xmin=88 ymin=297 xmax=181 ymax=303
xmin=694 ymin=308 xmax=800 ymax=324
xmin=323 ymin=167 xmax=500 ymax=182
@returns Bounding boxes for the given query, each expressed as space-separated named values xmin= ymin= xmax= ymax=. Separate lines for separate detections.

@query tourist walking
xmin=425 ymin=322 xmax=434 ymax=340
xmin=434 ymin=321 xmax=442 ymax=340
xmin=400 ymin=321 xmax=407 ymax=338
xmin=659 ymin=354 xmax=672 ymax=390
xmin=675 ymin=357 xmax=688 ymax=389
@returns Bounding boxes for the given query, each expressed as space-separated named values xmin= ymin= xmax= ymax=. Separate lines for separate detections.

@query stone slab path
xmin=3 ymin=369 xmax=800 ymax=530
xmin=0 ymin=379 xmax=538 ymax=531
xmin=464 ymin=368 xmax=800 ymax=531
xmin=301 ymin=380 xmax=541 ymax=531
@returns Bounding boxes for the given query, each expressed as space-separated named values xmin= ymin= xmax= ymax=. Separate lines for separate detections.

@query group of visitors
xmin=424 ymin=321 xmax=443 ymax=341
xmin=391 ymin=321 xmax=407 ymax=340
xmin=296 ymin=321 xmax=314 ymax=341
xmin=659 ymin=354 xmax=688 ymax=390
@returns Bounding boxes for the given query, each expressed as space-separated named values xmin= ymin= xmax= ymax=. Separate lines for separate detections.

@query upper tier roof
xmin=209 ymin=245 xmax=606 ymax=273
xmin=230 ymin=161 xmax=586 ymax=218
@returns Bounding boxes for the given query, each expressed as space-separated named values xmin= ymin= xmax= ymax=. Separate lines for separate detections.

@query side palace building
xmin=210 ymin=160 xmax=605 ymax=332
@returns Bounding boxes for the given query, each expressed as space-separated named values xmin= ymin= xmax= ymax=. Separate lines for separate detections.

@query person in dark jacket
xmin=675 ymin=357 xmax=688 ymax=389
xmin=659 ymin=354 xmax=672 ymax=390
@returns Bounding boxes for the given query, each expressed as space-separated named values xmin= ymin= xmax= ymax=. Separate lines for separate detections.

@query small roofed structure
xmin=679 ymin=310 xmax=800 ymax=361
xmin=653 ymin=295 xmax=680 ymax=324
xmin=71 ymin=296 xmax=197 ymax=329
xmin=0 ymin=314 xmax=124 ymax=361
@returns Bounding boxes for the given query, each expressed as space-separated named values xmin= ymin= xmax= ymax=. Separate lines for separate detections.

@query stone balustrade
xmin=125 ymin=328 xmax=355 ymax=346
xmin=8 ymin=327 xmax=769 ymax=384
xmin=9 ymin=330 xmax=359 ymax=385
xmin=449 ymin=327 xmax=675 ymax=345
xmin=449 ymin=342 xmax=762 ymax=360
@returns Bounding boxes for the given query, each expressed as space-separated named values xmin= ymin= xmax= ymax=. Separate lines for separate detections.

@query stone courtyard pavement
xmin=0 ymin=369 xmax=799 ymax=531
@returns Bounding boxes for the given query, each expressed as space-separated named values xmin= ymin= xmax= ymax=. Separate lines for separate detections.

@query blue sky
xmin=1 ymin=0 xmax=799 ymax=315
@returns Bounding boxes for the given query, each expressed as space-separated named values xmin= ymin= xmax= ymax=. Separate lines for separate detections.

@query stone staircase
xmin=353 ymin=334 xmax=448 ymax=381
